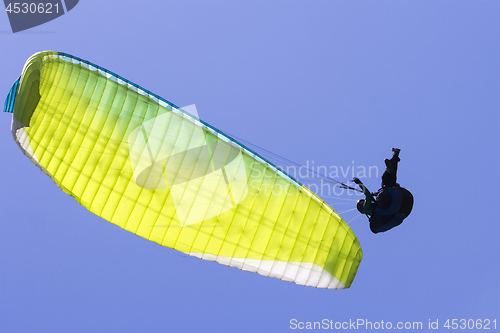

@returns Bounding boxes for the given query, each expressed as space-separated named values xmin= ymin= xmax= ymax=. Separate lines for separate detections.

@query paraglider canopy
xmin=4 ymin=51 xmax=363 ymax=289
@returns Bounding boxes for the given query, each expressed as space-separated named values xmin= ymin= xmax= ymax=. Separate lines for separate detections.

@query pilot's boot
xmin=391 ymin=148 xmax=401 ymax=162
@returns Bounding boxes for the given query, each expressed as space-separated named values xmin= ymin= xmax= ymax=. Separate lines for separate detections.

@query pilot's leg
xmin=381 ymin=148 xmax=400 ymax=188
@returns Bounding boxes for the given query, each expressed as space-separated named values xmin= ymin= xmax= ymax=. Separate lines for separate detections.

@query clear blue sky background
xmin=1 ymin=1 xmax=498 ymax=332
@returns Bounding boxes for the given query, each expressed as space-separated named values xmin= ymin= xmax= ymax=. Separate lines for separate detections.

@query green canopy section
xmin=6 ymin=51 xmax=362 ymax=288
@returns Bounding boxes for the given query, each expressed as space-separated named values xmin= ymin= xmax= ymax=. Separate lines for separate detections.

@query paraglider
xmin=354 ymin=149 xmax=414 ymax=233
xmin=3 ymin=51 xmax=362 ymax=289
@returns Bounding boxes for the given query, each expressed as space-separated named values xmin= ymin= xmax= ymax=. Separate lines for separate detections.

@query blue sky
xmin=1 ymin=1 xmax=499 ymax=332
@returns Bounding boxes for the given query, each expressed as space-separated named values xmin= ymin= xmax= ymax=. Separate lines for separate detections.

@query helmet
xmin=356 ymin=200 xmax=366 ymax=214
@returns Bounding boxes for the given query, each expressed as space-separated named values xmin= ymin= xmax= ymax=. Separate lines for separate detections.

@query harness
xmin=374 ymin=187 xmax=403 ymax=216
xmin=370 ymin=187 xmax=413 ymax=233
